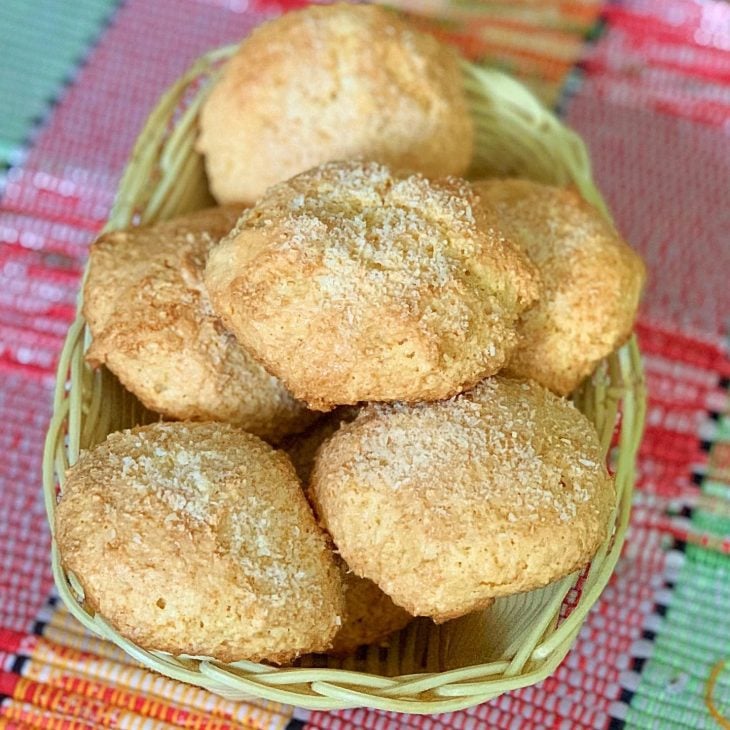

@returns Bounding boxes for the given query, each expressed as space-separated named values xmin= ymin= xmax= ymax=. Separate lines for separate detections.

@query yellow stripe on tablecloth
xmin=17 ymin=603 xmax=294 ymax=730
xmin=0 ymin=700 xmax=98 ymax=730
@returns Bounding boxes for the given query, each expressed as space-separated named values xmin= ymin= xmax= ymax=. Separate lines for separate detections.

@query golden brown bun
xmin=281 ymin=407 xmax=360 ymax=485
xmin=281 ymin=409 xmax=412 ymax=654
xmin=83 ymin=207 xmax=317 ymax=442
xmin=56 ymin=422 xmax=345 ymax=663
xmin=205 ymin=161 xmax=540 ymax=410
xmin=329 ymin=569 xmax=412 ymax=655
xmin=311 ymin=377 xmax=615 ymax=622
xmin=473 ymin=179 xmax=646 ymax=395
xmin=197 ymin=3 xmax=473 ymax=205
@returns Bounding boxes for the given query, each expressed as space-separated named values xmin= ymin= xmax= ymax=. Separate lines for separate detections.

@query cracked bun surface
xmin=83 ymin=207 xmax=316 ymax=441
xmin=205 ymin=161 xmax=540 ymax=410
xmin=56 ymin=422 xmax=344 ymax=663
xmin=311 ymin=377 xmax=615 ymax=622
xmin=197 ymin=3 xmax=473 ymax=204
xmin=473 ymin=179 xmax=645 ymax=395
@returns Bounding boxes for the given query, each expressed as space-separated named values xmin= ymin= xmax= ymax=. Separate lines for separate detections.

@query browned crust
xmin=311 ymin=376 xmax=615 ymax=621
xmin=56 ymin=422 xmax=345 ymax=663
xmin=83 ymin=206 xmax=317 ymax=441
xmin=197 ymin=3 xmax=473 ymax=204
xmin=473 ymin=179 xmax=646 ymax=395
xmin=205 ymin=161 xmax=540 ymax=410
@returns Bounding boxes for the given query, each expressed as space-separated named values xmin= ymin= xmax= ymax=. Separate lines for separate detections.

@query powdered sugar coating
xmin=56 ymin=422 xmax=344 ymax=663
xmin=311 ymin=376 xmax=615 ymax=621
xmin=473 ymin=179 xmax=645 ymax=395
xmin=205 ymin=161 xmax=539 ymax=409
xmin=83 ymin=206 xmax=316 ymax=442
xmin=197 ymin=3 xmax=473 ymax=204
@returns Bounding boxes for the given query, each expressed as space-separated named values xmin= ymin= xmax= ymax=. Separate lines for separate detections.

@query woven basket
xmin=42 ymin=45 xmax=646 ymax=713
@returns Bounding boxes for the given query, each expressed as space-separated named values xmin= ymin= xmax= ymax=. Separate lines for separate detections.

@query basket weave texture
xmin=42 ymin=46 xmax=646 ymax=714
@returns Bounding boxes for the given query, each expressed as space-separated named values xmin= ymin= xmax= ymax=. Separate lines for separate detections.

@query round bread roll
xmin=197 ymin=3 xmax=473 ymax=205
xmin=282 ymin=407 xmax=360 ymax=485
xmin=205 ymin=161 xmax=540 ymax=410
xmin=329 ymin=570 xmax=412 ymax=655
xmin=83 ymin=207 xmax=316 ymax=442
xmin=311 ymin=377 xmax=615 ymax=622
xmin=473 ymin=179 xmax=646 ymax=395
xmin=281 ymin=410 xmax=412 ymax=654
xmin=56 ymin=422 xmax=344 ymax=663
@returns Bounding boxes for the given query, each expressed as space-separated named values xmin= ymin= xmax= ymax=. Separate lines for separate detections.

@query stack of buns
xmin=56 ymin=3 xmax=645 ymax=664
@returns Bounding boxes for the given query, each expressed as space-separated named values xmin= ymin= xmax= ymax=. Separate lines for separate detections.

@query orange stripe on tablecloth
xmin=0 ymin=700 xmax=99 ymax=730
xmin=15 ymin=674 xmax=238 ymax=730
xmin=2 ymin=675 xmax=122 ymax=729
xmin=426 ymin=20 xmax=588 ymax=59
xmin=4 ymin=648 xmax=291 ymax=730
xmin=32 ymin=626 xmax=133 ymax=668
xmin=0 ymin=717 xmax=39 ymax=730
xmin=395 ymin=4 xmax=601 ymax=105
xmin=0 ymin=672 xmax=228 ymax=730
xmin=25 ymin=644 xmax=291 ymax=729
xmin=395 ymin=0 xmax=602 ymax=30
xmin=6 ymin=632 xmax=103 ymax=668
xmin=1 ymin=609 xmax=293 ymax=729
xmin=35 ymin=605 xmax=129 ymax=640
xmin=410 ymin=22 xmax=583 ymax=68
xmin=429 ymin=13 xmax=599 ymax=39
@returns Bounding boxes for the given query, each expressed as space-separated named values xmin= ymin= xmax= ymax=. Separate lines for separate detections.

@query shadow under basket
xmin=42 ymin=45 xmax=647 ymax=714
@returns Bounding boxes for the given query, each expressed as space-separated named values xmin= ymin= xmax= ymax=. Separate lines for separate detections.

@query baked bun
xmin=56 ymin=422 xmax=344 ymax=663
xmin=83 ymin=207 xmax=316 ymax=442
xmin=197 ymin=3 xmax=473 ymax=204
xmin=282 ymin=407 xmax=360 ymax=485
xmin=281 ymin=410 xmax=412 ymax=654
xmin=205 ymin=161 xmax=540 ymax=410
xmin=311 ymin=377 xmax=615 ymax=622
xmin=473 ymin=179 xmax=645 ymax=395
xmin=329 ymin=570 xmax=412 ymax=655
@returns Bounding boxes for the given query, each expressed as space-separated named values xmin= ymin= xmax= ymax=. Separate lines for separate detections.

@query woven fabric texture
xmin=0 ymin=0 xmax=728 ymax=728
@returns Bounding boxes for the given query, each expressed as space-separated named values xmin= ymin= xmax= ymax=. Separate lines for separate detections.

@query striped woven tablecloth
xmin=1 ymin=1 xmax=729 ymax=728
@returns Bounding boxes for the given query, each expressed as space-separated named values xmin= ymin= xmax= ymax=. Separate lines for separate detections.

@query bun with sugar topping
xmin=281 ymin=409 xmax=413 ymax=654
xmin=83 ymin=206 xmax=317 ymax=442
xmin=311 ymin=376 xmax=615 ymax=622
xmin=473 ymin=179 xmax=645 ymax=395
xmin=56 ymin=422 xmax=345 ymax=663
xmin=204 ymin=160 xmax=540 ymax=410
xmin=197 ymin=3 xmax=473 ymax=204
xmin=282 ymin=406 xmax=361 ymax=485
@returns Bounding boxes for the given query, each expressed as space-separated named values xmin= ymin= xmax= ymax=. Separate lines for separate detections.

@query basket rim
xmin=41 ymin=44 xmax=647 ymax=713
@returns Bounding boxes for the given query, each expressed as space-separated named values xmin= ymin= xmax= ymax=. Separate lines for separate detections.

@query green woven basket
xmin=42 ymin=46 xmax=646 ymax=713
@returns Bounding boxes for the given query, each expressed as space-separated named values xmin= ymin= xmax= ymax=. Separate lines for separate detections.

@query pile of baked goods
xmin=55 ymin=3 xmax=645 ymax=664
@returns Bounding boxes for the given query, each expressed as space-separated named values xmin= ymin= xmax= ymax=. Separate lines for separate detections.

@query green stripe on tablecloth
xmin=626 ymin=395 xmax=730 ymax=729
xmin=0 ymin=0 xmax=119 ymax=167
xmin=626 ymin=549 xmax=730 ymax=728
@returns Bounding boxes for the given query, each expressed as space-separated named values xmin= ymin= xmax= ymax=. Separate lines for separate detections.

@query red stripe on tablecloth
xmin=0 ymin=212 xmax=95 ymax=261
xmin=603 ymin=3 xmax=729 ymax=50
xmin=637 ymin=323 xmax=730 ymax=375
